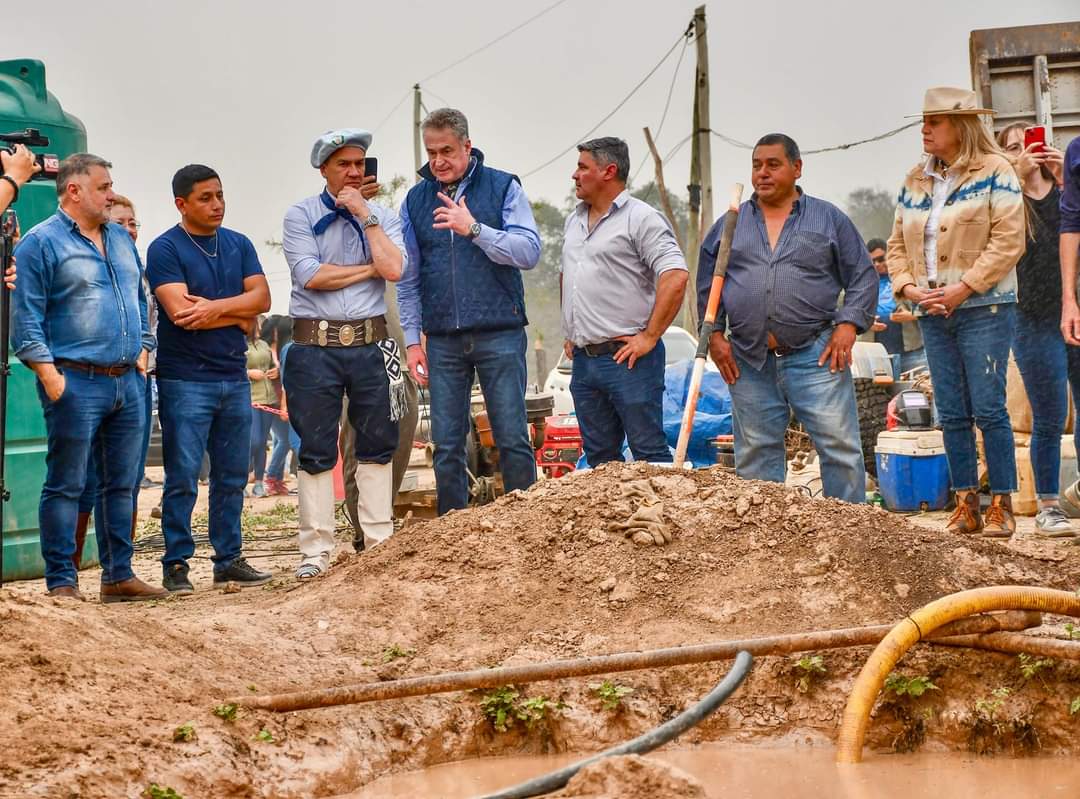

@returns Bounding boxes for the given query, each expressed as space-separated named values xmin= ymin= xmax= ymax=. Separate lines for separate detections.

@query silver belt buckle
xmin=317 ymin=320 xmax=329 ymax=346
xmin=338 ymin=324 xmax=356 ymax=346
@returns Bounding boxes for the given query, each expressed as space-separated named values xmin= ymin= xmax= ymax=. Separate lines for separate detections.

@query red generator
xmin=536 ymin=415 xmax=583 ymax=479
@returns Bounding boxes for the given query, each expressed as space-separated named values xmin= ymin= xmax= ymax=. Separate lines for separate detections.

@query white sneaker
xmin=1035 ymin=506 xmax=1076 ymax=538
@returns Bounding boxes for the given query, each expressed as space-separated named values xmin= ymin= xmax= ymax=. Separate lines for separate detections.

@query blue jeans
xmin=1013 ymin=313 xmax=1080 ymax=497
xmin=37 ymin=368 xmax=145 ymax=590
xmin=570 ymin=340 xmax=669 ymax=465
xmin=426 ymin=328 xmax=536 ymax=515
xmin=78 ymin=372 xmax=154 ymax=515
xmin=919 ymin=303 xmax=1016 ymax=494
xmin=282 ymin=343 xmax=398 ymax=473
xmin=158 ymin=379 xmax=250 ymax=571
xmin=249 ymin=406 xmax=276 ymax=481
xmin=728 ymin=328 xmax=865 ymax=503
xmin=266 ymin=415 xmax=300 ymax=480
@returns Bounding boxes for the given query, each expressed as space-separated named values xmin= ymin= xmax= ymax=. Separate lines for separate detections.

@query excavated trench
xmin=4 ymin=463 xmax=1080 ymax=797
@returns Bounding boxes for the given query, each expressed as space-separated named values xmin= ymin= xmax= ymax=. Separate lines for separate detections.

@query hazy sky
xmin=8 ymin=0 xmax=1075 ymax=311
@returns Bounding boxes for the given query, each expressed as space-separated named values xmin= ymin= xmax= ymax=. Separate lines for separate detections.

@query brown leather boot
xmin=946 ymin=491 xmax=983 ymax=535
xmin=983 ymin=494 xmax=1017 ymax=539
xmin=72 ymin=511 xmax=91 ymax=571
xmin=48 ymin=585 xmax=86 ymax=602
xmin=99 ymin=577 xmax=169 ymax=604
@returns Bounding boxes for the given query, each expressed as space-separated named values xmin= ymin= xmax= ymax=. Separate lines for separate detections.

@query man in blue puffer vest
xmin=398 ymin=108 xmax=542 ymax=515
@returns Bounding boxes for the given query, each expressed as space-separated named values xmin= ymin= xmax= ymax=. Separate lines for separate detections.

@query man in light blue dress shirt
xmin=397 ymin=108 xmax=542 ymax=514
xmin=281 ymin=129 xmax=408 ymax=578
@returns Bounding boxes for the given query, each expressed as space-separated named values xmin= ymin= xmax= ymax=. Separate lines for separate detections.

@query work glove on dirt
xmin=608 ymin=502 xmax=672 ymax=546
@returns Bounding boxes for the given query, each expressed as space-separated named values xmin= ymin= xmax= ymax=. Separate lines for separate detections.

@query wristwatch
xmin=468 ymin=221 xmax=482 ymax=239
xmin=361 ymin=214 xmax=380 ymax=230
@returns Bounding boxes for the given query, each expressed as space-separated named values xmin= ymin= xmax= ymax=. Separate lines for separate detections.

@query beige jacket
xmin=887 ymin=152 xmax=1026 ymax=310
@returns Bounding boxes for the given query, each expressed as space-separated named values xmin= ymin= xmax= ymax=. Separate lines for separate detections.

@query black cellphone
xmin=364 ymin=157 xmax=378 ymax=181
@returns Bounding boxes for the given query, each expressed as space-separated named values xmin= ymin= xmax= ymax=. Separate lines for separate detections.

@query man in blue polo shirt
xmin=12 ymin=153 xmax=166 ymax=602
xmin=146 ymin=164 xmax=273 ymax=594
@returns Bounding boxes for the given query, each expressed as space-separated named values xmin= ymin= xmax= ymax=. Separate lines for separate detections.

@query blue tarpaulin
xmin=662 ymin=359 xmax=733 ymax=468
xmin=575 ymin=359 xmax=733 ymax=470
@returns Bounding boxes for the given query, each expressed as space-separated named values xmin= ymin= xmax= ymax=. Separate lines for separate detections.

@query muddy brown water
xmin=341 ymin=745 xmax=1080 ymax=798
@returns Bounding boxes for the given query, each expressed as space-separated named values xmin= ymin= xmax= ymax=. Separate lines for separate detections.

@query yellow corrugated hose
xmin=836 ymin=586 xmax=1080 ymax=764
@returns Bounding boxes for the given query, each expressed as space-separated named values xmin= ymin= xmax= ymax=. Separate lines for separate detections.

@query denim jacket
xmin=886 ymin=153 xmax=1025 ymax=312
xmin=12 ymin=209 xmax=153 ymax=366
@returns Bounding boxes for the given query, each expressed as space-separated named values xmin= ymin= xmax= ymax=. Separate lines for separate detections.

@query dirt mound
xmin=3 ymin=462 xmax=1080 ymax=798
xmin=550 ymin=754 xmax=706 ymax=799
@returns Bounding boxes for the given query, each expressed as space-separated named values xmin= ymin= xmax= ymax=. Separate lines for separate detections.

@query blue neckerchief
xmin=313 ymin=189 xmax=363 ymax=235
xmin=311 ymin=189 xmax=369 ymax=261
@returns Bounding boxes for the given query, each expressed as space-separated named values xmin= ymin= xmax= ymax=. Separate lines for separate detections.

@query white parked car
xmin=544 ymin=326 xmax=709 ymax=416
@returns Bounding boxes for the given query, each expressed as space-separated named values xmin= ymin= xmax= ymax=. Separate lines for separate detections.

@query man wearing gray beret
xmin=280 ymin=129 xmax=408 ymax=579
xmin=398 ymin=108 xmax=542 ymax=515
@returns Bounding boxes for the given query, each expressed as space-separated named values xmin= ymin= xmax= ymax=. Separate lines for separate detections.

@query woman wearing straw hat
xmin=886 ymin=87 xmax=1026 ymax=537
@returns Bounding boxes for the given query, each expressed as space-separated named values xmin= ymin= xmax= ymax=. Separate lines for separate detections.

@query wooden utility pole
xmin=413 ymin=84 xmax=423 ymax=182
xmin=694 ymin=5 xmax=713 ymax=249
xmin=683 ymin=5 xmax=711 ymax=333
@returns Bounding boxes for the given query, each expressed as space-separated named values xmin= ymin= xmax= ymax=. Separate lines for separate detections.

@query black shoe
xmin=352 ymin=537 xmax=365 ymax=554
xmin=162 ymin=563 xmax=194 ymax=596
xmin=213 ymin=557 xmax=272 ymax=588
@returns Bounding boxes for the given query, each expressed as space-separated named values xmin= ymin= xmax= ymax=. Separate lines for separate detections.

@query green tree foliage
xmin=845 ymin=186 xmax=896 ymax=243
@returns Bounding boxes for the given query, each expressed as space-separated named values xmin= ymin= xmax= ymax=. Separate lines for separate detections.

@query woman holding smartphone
xmin=997 ymin=124 xmax=1073 ymax=535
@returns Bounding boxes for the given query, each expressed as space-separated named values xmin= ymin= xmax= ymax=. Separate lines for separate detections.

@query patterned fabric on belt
xmin=578 ymin=340 xmax=623 ymax=357
xmin=54 ymin=359 xmax=132 ymax=377
xmin=292 ymin=316 xmax=389 ymax=347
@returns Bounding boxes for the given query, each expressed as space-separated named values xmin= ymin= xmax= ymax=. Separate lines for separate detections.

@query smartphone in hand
xmin=1024 ymin=126 xmax=1047 ymax=153
xmin=364 ymin=157 xmax=378 ymax=181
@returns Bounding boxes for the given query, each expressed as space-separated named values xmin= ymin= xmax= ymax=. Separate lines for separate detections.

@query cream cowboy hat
xmin=906 ymin=86 xmax=995 ymax=118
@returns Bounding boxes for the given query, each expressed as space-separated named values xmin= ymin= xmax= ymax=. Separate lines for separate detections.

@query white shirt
xmin=560 ymin=191 xmax=687 ymax=346
xmin=922 ymin=158 xmax=956 ymax=283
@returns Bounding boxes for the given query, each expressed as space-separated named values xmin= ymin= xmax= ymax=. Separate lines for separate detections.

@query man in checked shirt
xmin=697 ymin=133 xmax=877 ymax=502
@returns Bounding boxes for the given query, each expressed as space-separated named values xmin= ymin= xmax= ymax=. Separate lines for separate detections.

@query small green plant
xmin=793 ymin=655 xmax=827 ymax=693
xmin=254 ymin=728 xmax=275 ymax=743
xmin=1065 ymin=623 xmax=1080 ymax=641
xmin=590 ymin=680 xmax=634 ymax=711
xmin=1018 ymin=653 xmax=1054 ymax=682
xmin=884 ymin=673 xmax=939 ymax=699
xmin=381 ymin=644 xmax=415 ymax=662
xmin=974 ymin=687 xmax=1011 ymax=721
xmin=1070 ymin=696 xmax=1080 ymax=716
xmin=480 ymin=686 xmax=521 ymax=732
xmin=211 ymin=703 xmax=239 ymax=723
xmin=478 ymin=686 xmax=566 ymax=732
xmin=172 ymin=723 xmax=197 ymax=743
xmin=144 ymin=785 xmax=183 ymax=799
xmin=518 ymin=696 xmax=565 ymax=729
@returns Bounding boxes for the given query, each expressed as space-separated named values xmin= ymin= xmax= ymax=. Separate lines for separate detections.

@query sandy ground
xmin=3 ymin=463 xmax=1080 ymax=798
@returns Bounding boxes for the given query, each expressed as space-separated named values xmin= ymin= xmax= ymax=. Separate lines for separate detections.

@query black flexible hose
xmin=478 ymin=650 xmax=753 ymax=799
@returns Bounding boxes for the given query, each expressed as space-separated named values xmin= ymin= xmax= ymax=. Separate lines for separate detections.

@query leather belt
xmin=927 ymin=280 xmax=940 ymax=289
xmin=767 ymin=325 xmax=829 ymax=358
xmin=577 ymin=340 xmax=622 ymax=357
xmin=292 ymin=316 xmax=388 ymax=347
xmin=55 ymin=359 xmax=132 ymax=377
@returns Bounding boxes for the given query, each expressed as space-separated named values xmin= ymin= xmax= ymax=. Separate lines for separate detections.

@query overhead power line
xmin=372 ymin=88 xmax=413 ymax=135
xmin=523 ymin=31 xmax=691 ymax=179
xmin=418 ymin=0 xmax=573 ymax=85
xmin=707 ymin=121 xmax=920 ymax=155
xmin=630 ymin=33 xmax=692 ymax=186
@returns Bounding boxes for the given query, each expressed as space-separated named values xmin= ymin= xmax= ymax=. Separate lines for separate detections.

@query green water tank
xmin=0 ymin=59 xmax=98 ymax=581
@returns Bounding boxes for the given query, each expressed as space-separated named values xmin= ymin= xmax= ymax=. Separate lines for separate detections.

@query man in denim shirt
xmin=698 ymin=134 xmax=876 ymax=502
xmin=12 ymin=154 xmax=167 ymax=602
